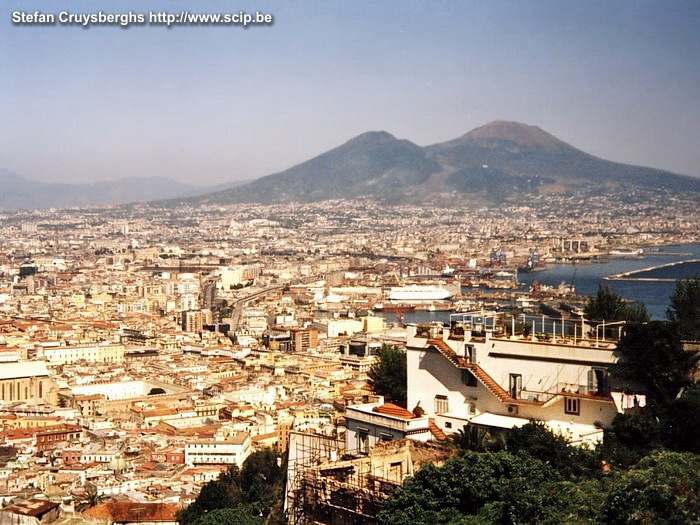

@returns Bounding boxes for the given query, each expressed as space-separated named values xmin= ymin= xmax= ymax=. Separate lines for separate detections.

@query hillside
xmin=183 ymin=121 xmax=700 ymax=205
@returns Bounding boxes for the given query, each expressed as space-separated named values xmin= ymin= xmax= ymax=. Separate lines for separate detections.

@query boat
xmin=388 ymin=285 xmax=454 ymax=302
xmin=609 ymin=249 xmax=644 ymax=257
xmin=373 ymin=303 xmax=415 ymax=313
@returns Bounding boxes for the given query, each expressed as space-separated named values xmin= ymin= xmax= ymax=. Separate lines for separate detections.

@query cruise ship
xmin=388 ymin=285 xmax=454 ymax=302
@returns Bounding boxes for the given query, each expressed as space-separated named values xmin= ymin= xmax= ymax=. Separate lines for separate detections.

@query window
xmin=434 ymin=395 xmax=449 ymax=414
xmin=461 ymin=369 xmax=477 ymax=387
xmin=509 ymin=374 xmax=522 ymax=399
xmin=358 ymin=429 xmax=369 ymax=454
xmin=445 ymin=421 xmax=452 ymax=429
xmin=565 ymin=397 xmax=580 ymax=415
xmin=588 ymin=368 xmax=609 ymax=396
xmin=388 ymin=462 xmax=403 ymax=481
xmin=380 ymin=432 xmax=392 ymax=442
xmin=465 ymin=345 xmax=476 ymax=363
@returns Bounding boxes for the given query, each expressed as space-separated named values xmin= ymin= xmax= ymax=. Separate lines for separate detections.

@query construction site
xmin=285 ymin=432 xmax=452 ymax=525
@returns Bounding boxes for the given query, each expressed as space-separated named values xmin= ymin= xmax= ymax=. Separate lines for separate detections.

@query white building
xmin=406 ymin=313 xmax=634 ymax=445
xmin=185 ymin=432 xmax=251 ymax=466
xmin=344 ymin=397 xmax=441 ymax=455
xmin=41 ymin=343 xmax=125 ymax=365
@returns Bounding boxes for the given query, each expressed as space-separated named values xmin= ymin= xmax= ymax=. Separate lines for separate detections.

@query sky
xmin=1 ymin=0 xmax=699 ymax=186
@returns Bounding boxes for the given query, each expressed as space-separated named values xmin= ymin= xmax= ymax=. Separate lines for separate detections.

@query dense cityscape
xmin=0 ymin=189 xmax=697 ymax=524
xmin=4 ymin=0 xmax=700 ymax=523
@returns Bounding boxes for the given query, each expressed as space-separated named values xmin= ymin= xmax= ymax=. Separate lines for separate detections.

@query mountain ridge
xmin=0 ymin=171 xmax=218 ymax=210
xmin=183 ymin=121 xmax=700 ymax=205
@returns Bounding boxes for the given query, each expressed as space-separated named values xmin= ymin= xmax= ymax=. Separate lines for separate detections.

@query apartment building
xmin=41 ymin=342 xmax=125 ymax=364
xmin=405 ymin=313 xmax=633 ymax=445
xmin=184 ymin=432 xmax=251 ymax=466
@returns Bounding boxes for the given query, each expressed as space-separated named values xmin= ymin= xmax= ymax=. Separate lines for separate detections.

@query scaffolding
xmin=286 ymin=436 xmax=452 ymax=525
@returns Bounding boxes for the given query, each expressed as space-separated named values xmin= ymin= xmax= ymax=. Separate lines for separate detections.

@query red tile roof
xmin=84 ymin=502 xmax=179 ymax=522
xmin=372 ymin=403 xmax=416 ymax=420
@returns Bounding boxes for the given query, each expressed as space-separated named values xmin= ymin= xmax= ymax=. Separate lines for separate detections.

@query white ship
xmin=388 ymin=285 xmax=454 ymax=302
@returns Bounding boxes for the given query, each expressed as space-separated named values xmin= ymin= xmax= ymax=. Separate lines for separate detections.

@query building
xmin=344 ymin=398 xmax=441 ymax=455
xmin=406 ymin=313 xmax=633 ymax=445
xmin=84 ymin=502 xmax=179 ymax=525
xmin=339 ymin=339 xmax=380 ymax=375
xmin=41 ymin=343 xmax=125 ymax=365
xmin=290 ymin=327 xmax=319 ymax=352
xmin=35 ymin=424 xmax=82 ymax=452
xmin=285 ymin=438 xmax=451 ymax=525
xmin=0 ymin=500 xmax=60 ymax=525
xmin=0 ymin=361 xmax=52 ymax=403
xmin=182 ymin=310 xmax=212 ymax=332
xmin=184 ymin=432 xmax=251 ymax=466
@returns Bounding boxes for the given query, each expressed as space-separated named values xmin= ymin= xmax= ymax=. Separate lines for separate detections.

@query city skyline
xmin=2 ymin=0 xmax=700 ymax=186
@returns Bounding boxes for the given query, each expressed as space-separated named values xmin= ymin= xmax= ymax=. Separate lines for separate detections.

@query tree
xmin=667 ymin=275 xmax=700 ymax=340
xmin=368 ymin=345 xmax=407 ymax=407
xmin=585 ymin=285 xmax=649 ymax=325
xmin=178 ymin=449 xmax=285 ymax=525
xmin=377 ymin=451 xmax=555 ymax=525
xmin=664 ymin=383 xmax=700 ymax=453
xmin=604 ymin=451 xmax=700 ymax=524
xmin=506 ymin=422 xmax=598 ymax=478
xmin=450 ymin=424 xmax=505 ymax=453
xmin=76 ymin=483 xmax=105 ymax=511
xmin=190 ymin=506 xmax=263 ymax=525
xmin=611 ymin=321 xmax=698 ymax=405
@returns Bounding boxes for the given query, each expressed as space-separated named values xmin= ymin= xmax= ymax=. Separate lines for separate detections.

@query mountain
xmin=185 ymin=121 xmax=700 ymax=205
xmin=426 ymin=121 xmax=700 ymax=196
xmin=196 ymin=131 xmax=442 ymax=204
xmin=0 ymin=171 xmax=227 ymax=210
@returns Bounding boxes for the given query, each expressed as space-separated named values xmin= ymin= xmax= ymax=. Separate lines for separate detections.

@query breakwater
xmin=605 ymin=259 xmax=700 ymax=281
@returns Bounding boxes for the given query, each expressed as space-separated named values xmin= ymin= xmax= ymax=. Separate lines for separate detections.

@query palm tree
xmin=450 ymin=424 xmax=505 ymax=452
xmin=76 ymin=483 xmax=105 ymax=512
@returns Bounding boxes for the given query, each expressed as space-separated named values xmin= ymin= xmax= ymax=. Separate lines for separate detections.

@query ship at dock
xmin=372 ymin=303 xmax=416 ymax=313
xmin=388 ymin=285 xmax=455 ymax=302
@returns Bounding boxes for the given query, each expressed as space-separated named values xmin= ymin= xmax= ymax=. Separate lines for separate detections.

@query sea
xmin=376 ymin=243 xmax=700 ymax=324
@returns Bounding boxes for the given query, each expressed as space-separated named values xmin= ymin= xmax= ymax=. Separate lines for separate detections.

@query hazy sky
xmin=2 ymin=0 xmax=699 ymax=186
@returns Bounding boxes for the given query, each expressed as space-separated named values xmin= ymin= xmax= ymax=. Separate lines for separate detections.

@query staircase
xmin=427 ymin=338 xmax=469 ymax=368
xmin=463 ymin=363 xmax=514 ymax=403
xmin=428 ymin=338 xmax=515 ymax=403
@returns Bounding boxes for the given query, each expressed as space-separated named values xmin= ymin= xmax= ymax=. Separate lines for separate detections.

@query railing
xmin=518 ymin=381 xmax=610 ymax=403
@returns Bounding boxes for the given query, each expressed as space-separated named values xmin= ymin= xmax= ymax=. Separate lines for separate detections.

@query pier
xmin=605 ymin=259 xmax=700 ymax=281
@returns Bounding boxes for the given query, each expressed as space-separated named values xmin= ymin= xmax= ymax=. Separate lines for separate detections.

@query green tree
xmin=178 ymin=449 xmax=285 ymax=525
xmin=377 ymin=451 xmax=555 ymax=525
xmin=240 ymin=448 xmax=285 ymax=515
xmin=611 ymin=321 xmax=698 ymax=404
xmin=506 ymin=422 xmax=598 ymax=478
xmin=667 ymin=274 xmax=700 ymax=340
xmin=585 ymin=285 xmax=649 ymax=325
xmin=190 ymin=506 xmax=263 ymax=525
xmin=604 ymin=451 xmax=700 ymax=524
xmin=664 ymin=383 xmax=700 ymax=453
xmin=604 ymin=410 xmax=665 ymax=467
xmin=450 ymin=425 xmax=505 ymax=453
xmin=368 ymin=345 xmax=407 ymax=407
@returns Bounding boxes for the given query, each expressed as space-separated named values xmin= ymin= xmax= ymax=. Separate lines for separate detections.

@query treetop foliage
xmin=611 ymin=320 xmax=698 ymax=405
xmin=584 ymin=285 xmax=649 ymax=324
xmin=367 ymin=344 xmax=407 ymax=407
xmin=177 ymin=448 xmax=284 ymax=525
xmin=667 ymin=274 xmax=700 ymax=340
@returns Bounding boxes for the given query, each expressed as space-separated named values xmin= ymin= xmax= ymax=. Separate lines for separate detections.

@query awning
xmin=468 ymin=412 xmax=530 ymax=429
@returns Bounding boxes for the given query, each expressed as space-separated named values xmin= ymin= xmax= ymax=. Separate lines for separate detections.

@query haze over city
xmin=2 ymin=0 xmax=700 ymax=186
xmin=1 ymin=2 xmax=700 ymax=524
